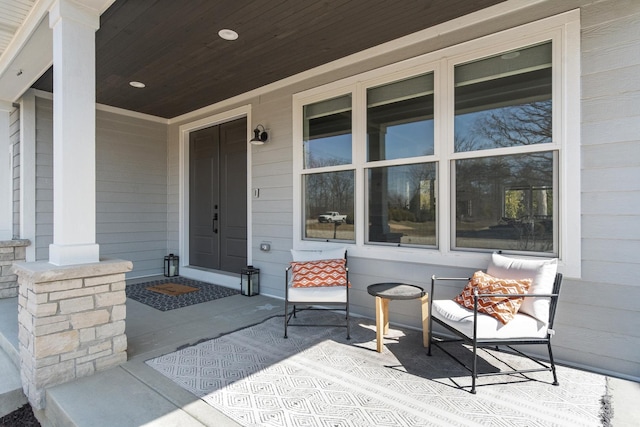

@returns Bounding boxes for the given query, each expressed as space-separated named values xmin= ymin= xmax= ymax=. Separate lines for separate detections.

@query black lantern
xmin=164 ymin=254 xmax=179 ymax=277
xmin=240 ymin=266 xmax=260 ymax=296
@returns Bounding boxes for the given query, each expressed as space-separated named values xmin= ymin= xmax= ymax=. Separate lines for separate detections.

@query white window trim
xmin=292 ymin=11 xmax=581 ymax=278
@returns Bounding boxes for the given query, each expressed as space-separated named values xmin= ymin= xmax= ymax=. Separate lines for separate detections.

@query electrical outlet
xmin=260 ymin=243 xmax=271 ymax=251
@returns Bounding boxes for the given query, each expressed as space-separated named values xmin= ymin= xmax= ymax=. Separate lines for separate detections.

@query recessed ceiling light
xmin=129 ymin=81 xmax=146 ymax=88
xmin=218 ymin=29 xmax=238 ymax=41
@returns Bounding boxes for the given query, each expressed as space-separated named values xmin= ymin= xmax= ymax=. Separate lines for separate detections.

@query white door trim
xmin=177 ymin=105 xmax=252 ymax=287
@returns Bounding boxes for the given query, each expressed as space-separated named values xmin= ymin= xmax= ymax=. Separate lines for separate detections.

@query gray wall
xmin=169 ymin=0 xmax=639 ymax=380
xmin=10 ymin=107 xmax=19 ymax=238
xmin=95 ymin=109 xmax=168 ymax=278
xmin=34 ymin=97 xmax=52 ymax=260
xmin=572 ymin=0 xmax=640 ymax=379
xmin=34 ymin=98 xmax=168 ymax=278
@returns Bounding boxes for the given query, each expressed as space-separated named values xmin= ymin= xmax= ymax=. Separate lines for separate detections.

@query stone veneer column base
xmin=0 ymin=240 xmax=29 ymax=298
xmin=12 ymin=258 xmax=132 ymax=409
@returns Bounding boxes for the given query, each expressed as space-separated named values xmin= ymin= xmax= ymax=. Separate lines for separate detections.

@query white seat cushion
xmin=432 ymin=300 xmax=548 ymax=340
xmin=287 ymin=247 xmax=348 ymax=304
xmin=288 ymin=286 xmax=347 ymax=303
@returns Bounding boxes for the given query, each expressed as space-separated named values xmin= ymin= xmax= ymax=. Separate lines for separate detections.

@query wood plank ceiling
xmin=32 ymin=0 xmax=505 ymax=119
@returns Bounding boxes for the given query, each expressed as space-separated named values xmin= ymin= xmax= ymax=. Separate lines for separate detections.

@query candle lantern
xmin=164 ymin=254 xmax=179 ymax=277
xmin=240 ymin=266 xmax=260 ymax=296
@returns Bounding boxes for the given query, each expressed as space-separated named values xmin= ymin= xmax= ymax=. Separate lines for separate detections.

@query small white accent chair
xmin=428 ymin=253 xmax=562 ymax=394
xmin=284 ymin=248 xmax=350 ymax=339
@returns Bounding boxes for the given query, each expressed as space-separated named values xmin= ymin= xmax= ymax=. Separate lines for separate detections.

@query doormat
xmin=126 ymin=277 xmax=240 ymax=311
xmin=146 ymin=283 xmax=199 ymax=296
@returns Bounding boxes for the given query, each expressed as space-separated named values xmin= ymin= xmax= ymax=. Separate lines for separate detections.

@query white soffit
xmin=0 ymin=0 xmax=115 ymax=103
xmin=0 ymin=0 xmax=45 ymax=102
xmin=0 ymin=0 xmax=34 ymax=53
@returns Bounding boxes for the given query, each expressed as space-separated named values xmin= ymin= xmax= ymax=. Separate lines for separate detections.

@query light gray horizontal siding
xmin=96 ymin=109 xmax=167 ymax=278
xmin=33 ymin=98 xmax=168 ymax=277
xmin=582 ymin=116 xmax=640 ymax=146
xmin=574 ymin=0 xmax=640 ymax=378
xmin=34 ymin=97 xmax=53 ymax=259
xmin=10 ymin=106 xmax=19 ymax=238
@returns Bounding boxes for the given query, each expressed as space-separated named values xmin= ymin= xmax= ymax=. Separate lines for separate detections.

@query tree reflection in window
xmin=455 ymin=153 xmax=555 ymax=253
xmin=304 ymin=171 xmax=355 ymax=241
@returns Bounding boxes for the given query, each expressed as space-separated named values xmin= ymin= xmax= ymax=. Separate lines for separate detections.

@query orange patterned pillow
xmin=291 ymin=259 xmax=349 ymax=288
xmin=454 ymin=271 xmax=532 ymax=324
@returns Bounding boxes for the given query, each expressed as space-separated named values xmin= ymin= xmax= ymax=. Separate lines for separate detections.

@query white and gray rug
xmin=146 ymin=311 xmax=607 ymax=426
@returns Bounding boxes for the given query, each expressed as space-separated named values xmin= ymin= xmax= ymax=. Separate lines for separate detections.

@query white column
xmin=48 ymin=0 xmax=100 ymax=265
xmin=0 ymin=101 xmax=12 ymax=240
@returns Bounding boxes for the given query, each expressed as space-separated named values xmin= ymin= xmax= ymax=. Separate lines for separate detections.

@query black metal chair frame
xmin=284 ymin=252 xmax=350 ymax=339
xmin=428 ymin=273 xmax=563 ymax=394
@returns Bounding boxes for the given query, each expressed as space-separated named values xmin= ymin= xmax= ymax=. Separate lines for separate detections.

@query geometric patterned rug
xmin=146 ymin=311 xmax=608 ymax=426
xmin=126 ymin=277 xmax=240 ymax=311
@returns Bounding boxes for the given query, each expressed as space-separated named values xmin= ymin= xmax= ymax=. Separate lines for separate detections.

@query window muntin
xmin=454 ymin=152 xmax=555 ymax=253
xmin=303 ymin=95 xmax=352 ymax=168
xmin=368 ymin=163 xmax=436 ymax=246
xmin=304 ymin=171 xmax=355 ymax=242
xmin=367 ymin=73 xmax=435 ymax=161
xmin=454 ymin=42 xmax=552 ymax=152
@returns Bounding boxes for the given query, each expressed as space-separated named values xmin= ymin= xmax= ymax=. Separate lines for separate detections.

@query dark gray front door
xmin=189 ymin=118 xmax=247 ymax=273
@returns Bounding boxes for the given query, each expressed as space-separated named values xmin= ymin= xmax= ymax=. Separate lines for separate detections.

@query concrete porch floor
xmin=1 ymin=277 xmax=639 ymax=426
xmin=1 ymin=276 xmax=285 ymax=426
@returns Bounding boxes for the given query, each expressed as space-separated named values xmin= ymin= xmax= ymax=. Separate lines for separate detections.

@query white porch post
xmin=0 ymin=101 xmax=12 ymax=240
xmin=48 ymin=0 xmax=100 ymax=265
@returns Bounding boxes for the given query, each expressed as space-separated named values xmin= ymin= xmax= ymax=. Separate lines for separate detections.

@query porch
xmin=1 ymin=279 xmax=639 ymax=426
xmin=0 ymin=277 xmax=284 ymax=426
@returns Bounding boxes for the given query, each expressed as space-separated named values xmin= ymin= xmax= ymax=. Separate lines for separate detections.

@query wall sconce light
xmin=250 ymin=124 xmax=269 ymax=145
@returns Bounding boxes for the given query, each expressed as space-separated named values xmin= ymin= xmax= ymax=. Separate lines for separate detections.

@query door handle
xmin=212 ymin=213 xmax=218 ymax=234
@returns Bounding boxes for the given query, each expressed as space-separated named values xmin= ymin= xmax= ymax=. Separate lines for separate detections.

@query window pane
xmin=303 ymin=95 xmax=352 ymax=168
xmin=304 ymin=171 xmax=355 ymax=241
xmin=368 ymin=163 xmax=436 ymax=246
xmin=455 ymin=42 xmax=552 ymax=152
xmin=455 ymin=152 xmax=555 ymax=253
xmin=367 ymin=74 xmax=434 ymax=161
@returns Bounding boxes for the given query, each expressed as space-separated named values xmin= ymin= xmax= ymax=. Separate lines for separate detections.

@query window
xmin=368 ymin=163 xmax=436 ymax=246
xmin=453 ymin=42 xmax=556 ymax=254
xmin=366 ymin=73 xmax=436 ymax=246
xmin=454 ymin=153 xmax=555 ymax=253
xmin=293 ymin=12 xmax=579 ymax=273
xmin=302 ymin=95 xmax=355 ymax=241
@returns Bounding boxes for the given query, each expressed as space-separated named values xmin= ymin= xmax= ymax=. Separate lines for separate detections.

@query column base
xmin=13 ymin=258 xmax=132 ymax=409
xmin=49 ymin=243 xmax=100 ymax=266
xmin=0 ymin=239 xmax=29 ymax=298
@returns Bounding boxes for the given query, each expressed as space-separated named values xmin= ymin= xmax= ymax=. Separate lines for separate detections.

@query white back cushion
xmin=486 ymin=253 xmax=558 ymax=322
xmin=291 ymin=247 xmax=346 ymax=262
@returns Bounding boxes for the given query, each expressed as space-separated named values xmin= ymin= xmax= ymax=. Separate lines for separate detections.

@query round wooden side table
xmin=367 ymin=283 xmax=429 ymax=353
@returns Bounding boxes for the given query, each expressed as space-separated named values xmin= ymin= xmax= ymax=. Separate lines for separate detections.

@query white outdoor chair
xmin=428 ymin=252 xmax=562 ymax=394
xmin=284 ymin=247 xmax=350 ymax=339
